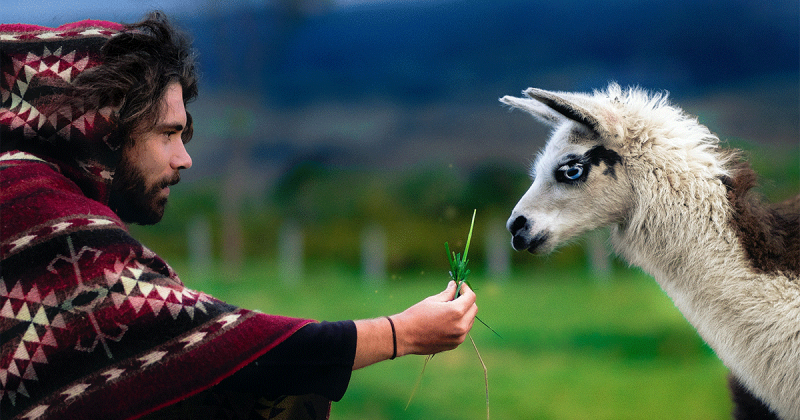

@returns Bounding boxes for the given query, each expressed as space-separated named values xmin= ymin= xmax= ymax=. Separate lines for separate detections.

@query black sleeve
xmin=215 ymin=320 xmax=357 ymax=401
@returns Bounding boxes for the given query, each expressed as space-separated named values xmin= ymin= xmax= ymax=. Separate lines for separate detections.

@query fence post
xmin=485 ymin=218 xmax=510 ymax=282
xmin=361 ymin=223 xmax=387 ymax=287
xmin=279 ymin=220 xmax=304 ymax=287
xmin=188 ymin=215 xmax=213 ymax=280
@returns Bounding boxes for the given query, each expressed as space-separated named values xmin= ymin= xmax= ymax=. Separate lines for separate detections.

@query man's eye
xmin=555 ymin=162 xmax=586 ymax=183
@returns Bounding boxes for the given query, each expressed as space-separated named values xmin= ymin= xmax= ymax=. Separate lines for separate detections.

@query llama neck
xmin=611 ymin=175 xmax=745 ymax=332
xmin=612 ymin=175 xmax=800 ymax=419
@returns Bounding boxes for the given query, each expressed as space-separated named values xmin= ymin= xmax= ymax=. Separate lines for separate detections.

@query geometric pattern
xmin=2 ymin=21 xmax=128 ymax=416
xmin=0 ymin=25 xmax=121 ymax=42
xmin=1 ymin=23 xmax=121 ymax=202
xmin=1 ymin=44 xmax=93 ymax=138
xmin=0 ymin=281 xmax=65 ymax=408
xmin=0 ymin=211 xmax=123 ymax=259
xmin=15 ymin=311 xmax=248 ymax=420
xmin=0 ymin=234 xmax=216 ymax=409
xmin=15 ymin=314 xmax=241 ymax=419
xmin=1 ymin=28 xmax=118 ymax=145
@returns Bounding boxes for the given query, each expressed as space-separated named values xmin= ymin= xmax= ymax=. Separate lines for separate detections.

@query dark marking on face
xmin=553 ymin=145 xmax=622 ymax=184
xmin=585 ymin=145 xmax=623 ymax=179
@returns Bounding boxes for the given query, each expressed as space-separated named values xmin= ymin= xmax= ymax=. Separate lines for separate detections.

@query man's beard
xmin=109 ymin=158 xmax=180 ymax=225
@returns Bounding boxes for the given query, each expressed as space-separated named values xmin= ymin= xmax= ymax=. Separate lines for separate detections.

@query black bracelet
xmin=386 ymin=316 xmax=397 ymax=360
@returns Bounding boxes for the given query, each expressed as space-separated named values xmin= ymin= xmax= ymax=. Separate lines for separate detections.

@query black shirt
xmin=216 ymin=320 xmax=357 ymax=401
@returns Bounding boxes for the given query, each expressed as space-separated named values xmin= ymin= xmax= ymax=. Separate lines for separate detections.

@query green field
xmin=175 ymin=262 xmax=733 ymax=420
xmin=134 ymin=139 xmax=798 ymax=419
xmin=129 ymin=140 xmax=798 ymax=419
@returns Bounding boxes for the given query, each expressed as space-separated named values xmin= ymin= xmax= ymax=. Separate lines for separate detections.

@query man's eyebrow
xmin=155 ymin=123 xmax=184 ymax=132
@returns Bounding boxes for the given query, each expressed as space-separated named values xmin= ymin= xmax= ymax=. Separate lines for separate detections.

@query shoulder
xmin=1 ymin=151 xmax=83 ymax=198
xmin=1 ymin=151 xmax=124 ymax=240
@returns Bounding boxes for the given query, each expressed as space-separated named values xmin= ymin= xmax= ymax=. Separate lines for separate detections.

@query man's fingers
xmin=434 ymin=280 xmax=457 ymax=301
xmin=458 ymin=281 xmax=474 ymax=297
xmin=466 ymin=302 xmax=479 ymax=329
xmin=454 ymin=282 xmax=476 ymax=308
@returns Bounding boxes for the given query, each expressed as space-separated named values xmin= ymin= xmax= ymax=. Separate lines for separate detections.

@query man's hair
xmin=68 ymin=11 xmax=198 ymax=146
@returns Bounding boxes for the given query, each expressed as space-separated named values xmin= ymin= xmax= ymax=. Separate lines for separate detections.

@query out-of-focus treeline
xmin=132 ymin=143 xmax=798 ymax=279
xmin=129 ymin=0 xmax=798 ymax=277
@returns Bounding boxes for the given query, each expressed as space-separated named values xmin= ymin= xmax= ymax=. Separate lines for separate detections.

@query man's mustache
xmin=158 ymin=173 xmax=181 ymax=190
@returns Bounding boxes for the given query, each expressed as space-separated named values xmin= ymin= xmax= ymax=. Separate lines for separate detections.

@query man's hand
xmin=352 ymin=281 xmax=478 ymax=370
xmin=393 ymin=280 xmax=478 ymax=356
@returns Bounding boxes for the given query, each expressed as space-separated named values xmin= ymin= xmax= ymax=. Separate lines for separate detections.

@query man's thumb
xmin=437 ymin=280 xmax=457 ymax=300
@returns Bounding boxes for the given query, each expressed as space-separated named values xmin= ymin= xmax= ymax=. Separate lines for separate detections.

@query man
xmin=0 ymin=13 xmax=477 ymax=420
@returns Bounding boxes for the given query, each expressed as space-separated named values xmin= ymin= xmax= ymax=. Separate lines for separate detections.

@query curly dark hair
xmin=68 ymin=11 xmax=198 ymax=146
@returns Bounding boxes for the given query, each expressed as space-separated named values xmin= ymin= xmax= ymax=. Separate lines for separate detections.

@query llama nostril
xmin=508 ymin=215 xmax=528 ymax=234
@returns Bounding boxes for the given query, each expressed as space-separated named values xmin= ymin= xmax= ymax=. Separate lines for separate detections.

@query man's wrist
xmin=386 ymin=316 xmax=397 ymax=360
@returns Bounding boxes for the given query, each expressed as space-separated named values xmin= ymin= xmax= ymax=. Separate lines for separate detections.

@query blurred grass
xmin=171 ymin=261 xmax=732 ymax=420
xmin=127 ymin=136 xmax=797 ymax=419
xmin=124 ymin=93 xmax=794 ymax=419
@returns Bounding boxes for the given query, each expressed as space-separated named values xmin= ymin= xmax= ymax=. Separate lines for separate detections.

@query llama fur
xmin=501 ymin=83 xmax=800 ymax=419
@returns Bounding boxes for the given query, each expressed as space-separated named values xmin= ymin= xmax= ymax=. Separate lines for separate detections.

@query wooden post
xmin=279 ymin=220 xmax=304 ymax=286
xmin=187 ymin=215 xmax=213 ymax=280
xmin=485 ymin=218 xmax=510 ymax=282
xmin=361 ymin=223 xmax=387 ymax=287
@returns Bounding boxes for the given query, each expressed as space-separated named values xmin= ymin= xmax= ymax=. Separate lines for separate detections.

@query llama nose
xmin=507 ymin=215 xmax=528 ymax=235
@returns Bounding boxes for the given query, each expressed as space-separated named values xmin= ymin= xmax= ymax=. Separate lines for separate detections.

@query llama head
xmin=501 ymin=85 xmax=633 ymax=254
xmin=501 ymin=83 xmax=729 ymax=254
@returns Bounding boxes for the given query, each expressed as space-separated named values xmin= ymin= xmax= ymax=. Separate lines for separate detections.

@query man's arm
xmin=352 ymin=281 xmax=477 ymax=370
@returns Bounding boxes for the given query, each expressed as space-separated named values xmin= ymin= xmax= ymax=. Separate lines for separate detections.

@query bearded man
xmin=0 ymin=12 xmax=477 ymax=419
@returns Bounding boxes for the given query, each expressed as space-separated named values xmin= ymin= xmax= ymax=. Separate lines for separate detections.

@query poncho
xmin=1 ymin=20 xmax=328 ymax=420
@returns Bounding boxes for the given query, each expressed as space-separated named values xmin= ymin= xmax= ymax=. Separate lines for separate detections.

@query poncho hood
xmin=1 ymin=20 xmax=126 ymax=204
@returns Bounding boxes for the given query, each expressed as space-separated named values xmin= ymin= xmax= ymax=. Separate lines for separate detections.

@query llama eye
xmin=565 ymin=166 xmax=583 ymax=179
xmin=556 ymin=162 xmax=585 ymax=183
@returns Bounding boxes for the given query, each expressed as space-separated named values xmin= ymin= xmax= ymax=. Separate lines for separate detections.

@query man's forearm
xmin=352 ymin=317 xmax=396 ymax=370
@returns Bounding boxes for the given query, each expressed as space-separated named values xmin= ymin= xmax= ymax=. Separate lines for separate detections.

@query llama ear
xmin=499 ymin=93 xmax=565 ymax=127
xmin=520 ymin=88 xmax=609 ymax=138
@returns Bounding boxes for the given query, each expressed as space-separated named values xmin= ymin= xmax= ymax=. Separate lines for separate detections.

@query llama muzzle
xmin=507 ymin=215 xmax=549 ymax=253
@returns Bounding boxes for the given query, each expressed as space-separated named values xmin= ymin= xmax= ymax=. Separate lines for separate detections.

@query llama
xmin=500 ymin=83 xmax=800 ymax=419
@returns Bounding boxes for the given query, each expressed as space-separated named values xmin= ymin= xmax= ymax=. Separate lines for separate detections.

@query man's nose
xmin=171 ymin=141 xmax=192 ymax=170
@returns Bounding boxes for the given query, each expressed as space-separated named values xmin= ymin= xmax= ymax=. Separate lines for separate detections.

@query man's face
xmin=109 ymin=82 xmax=192 ymax=225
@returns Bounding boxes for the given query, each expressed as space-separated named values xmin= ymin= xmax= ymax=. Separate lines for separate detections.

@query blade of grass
xmin=475 ymin=317 xmax=502 ymax=339
xmin=405 ymin=354 xmax=433 ymax=410
xmin=455 ymin=209 xmax=476 ymax=297
xmin=469 ymin=333 xmax=489 ymax=420
xmin=463 ymin=209 xmax=476 ymax=261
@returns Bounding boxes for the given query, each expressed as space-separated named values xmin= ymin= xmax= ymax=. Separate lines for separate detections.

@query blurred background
xmin=9 ymin=0 xmax=799 ymax=418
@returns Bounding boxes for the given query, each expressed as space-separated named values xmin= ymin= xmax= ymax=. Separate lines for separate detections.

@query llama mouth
xmin=511 ymin=232 xmax=550 ymax=254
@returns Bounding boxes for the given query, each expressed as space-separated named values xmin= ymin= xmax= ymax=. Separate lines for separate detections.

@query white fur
xmin=502 ymin=83 xmax=800 ymax=419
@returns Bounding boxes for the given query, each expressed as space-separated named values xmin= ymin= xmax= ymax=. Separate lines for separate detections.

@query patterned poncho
xmin=1 ymin=20 xmax=325 ymax=420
